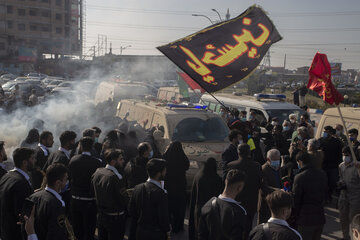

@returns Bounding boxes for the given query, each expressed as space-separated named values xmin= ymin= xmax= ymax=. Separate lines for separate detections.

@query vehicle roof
xmin=323 ymin=107 xmax=360 ymax=118
xmin=120 ymin=99 xmax=217 ymax=116
xmin=201 ymin=93 xmax=301 ymax=110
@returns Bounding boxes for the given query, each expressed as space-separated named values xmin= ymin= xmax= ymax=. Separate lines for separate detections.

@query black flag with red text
xmin=157 ymin=5 xmax=282 ymax=93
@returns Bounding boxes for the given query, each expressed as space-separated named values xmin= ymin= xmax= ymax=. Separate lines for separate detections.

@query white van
xmin=200 ymin=93 xmax=305 ymax=124
xmin=315 ymin=107 xmax=360 ymax=138
xmin=94 ymin=81 xmax=151 ymax=105
xmin=116 ymin=100 xmax=229 ymax=189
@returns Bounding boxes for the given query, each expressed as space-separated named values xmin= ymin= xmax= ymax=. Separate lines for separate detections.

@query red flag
xmin=177 ymin=72 xmax=205 ymax=93
xmin=307 ymin=53 xmax=344 ymax=105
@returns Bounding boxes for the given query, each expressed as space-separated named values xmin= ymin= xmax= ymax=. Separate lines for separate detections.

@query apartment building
xmin=0 ymin=0 xmax=81 ymax=62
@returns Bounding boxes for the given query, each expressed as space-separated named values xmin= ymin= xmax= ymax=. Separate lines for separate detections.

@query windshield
xmin=172 ymin=117 xmax=228 ymax=142
xmin=2 ymin=82 xmax=16 ymax=89
xmin=266 ymin=109 xmax=305 ymax=123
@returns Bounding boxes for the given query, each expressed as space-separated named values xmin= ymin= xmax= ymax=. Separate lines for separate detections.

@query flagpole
xmin=207 ymin=91 xmax=232 ymax=113
xmin=336 ymin=104 xmax=358 ymax=162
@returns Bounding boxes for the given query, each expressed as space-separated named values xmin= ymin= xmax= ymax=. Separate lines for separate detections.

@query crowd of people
xmin=0 ymin=108 xmax=359 ymax=240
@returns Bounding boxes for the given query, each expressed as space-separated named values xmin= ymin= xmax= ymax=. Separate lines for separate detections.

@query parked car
xmin=26 ymin=72 xmax=48 ymax=80
xmin=46 ymin=80 xmax=64 ymax=91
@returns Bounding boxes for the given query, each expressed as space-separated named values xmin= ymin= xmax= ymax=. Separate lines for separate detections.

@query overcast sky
xmin=85 ymin=0 xmax=360 ymax=70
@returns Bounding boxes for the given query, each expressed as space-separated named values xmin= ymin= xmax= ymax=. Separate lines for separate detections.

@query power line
xmin=86 ymin=5 xmax=360 ymax=18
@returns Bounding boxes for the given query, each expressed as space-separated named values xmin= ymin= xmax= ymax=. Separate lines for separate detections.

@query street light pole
xmin=211 ymin=9 xmax=223 ymax=22
xmin=120 ymin=45 xmax=131 ymax=55
xmin=191 ymin=14 xmax=214 ymax=24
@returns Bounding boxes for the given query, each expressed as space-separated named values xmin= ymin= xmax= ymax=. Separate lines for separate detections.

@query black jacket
xmin=221 ymin=144 xmax=238 ymax=178
xmin=68 ymin=154 xmax=102 ymax=198
xmin=29 ymin=190 xmax=68 ymax=240
xmin=0 ymin=170 xmax=33 ymax=240
xmin=198 ymin=197 xmax=247 ymax=240
xmin=124 ymin=156 xmax=149 ymax=188
xmin=249 ymin=222 xmax=301 ymax=240
xmin=91 ymin=168 xmax=128 ymax=214
xmin=227 ymin=156 xmax=263 ymax=214
xmin=129 ymin=181 xmax=170 ymax=235
xmin=164 ymin=147 xmax=189 ymax=193
xmin=43 ymin=150 xmax=69 ymax=171
xmin=31 ymin=146 xmax=49 ymax=189
xmin=292 ymin=165 xmax=328 ymax=226
xmin=320 ymin=136 xmax=343 ymax=169
xmin=0 ymin=166 xmax=7 ymax=180
xmin=189 ymin=169 xmax=223 ymax=240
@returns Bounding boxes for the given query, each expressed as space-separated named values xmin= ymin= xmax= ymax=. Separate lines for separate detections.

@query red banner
xmin=307 ymin=53 xmax=344 ymax=105
xmin=177 ymin=72 xmax=205 ymax=93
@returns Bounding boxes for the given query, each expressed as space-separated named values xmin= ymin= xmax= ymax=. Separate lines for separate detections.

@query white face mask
xmin=343 ymin=156 xmax=351 ymax=163
xmin=238 ymin=140 xmax=243 ymax=145
xmin=290 ymin=119 xmax=296 ymax=124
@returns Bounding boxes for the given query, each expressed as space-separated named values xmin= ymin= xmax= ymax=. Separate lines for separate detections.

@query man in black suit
xmin=92 ymin=149 xmax=129 ymax=240
xmin=0 ymin=141 xmax=8 ymax=179
xmin=32 ymin=131 xmax=54 ymax=189
xmin=293 ymin=151 xmax=327 ymax=240
xmin=129 ymin=158 xmax=170 ymax=240
xmin=68 ymin=137 xmax=102 ymax=240
xmin=227 ymin=143 xmax=263 ymax=239
xmin=0 ymin=147 xmax=35 ymax=240
xmin=249 ymin=190 xmax=302 ymax=240
xmin=43 ymin=131 xmax=77 ymax=171
xmin=29 ymin=163 xmax=70 ymax=240
xmin=198 ymin=169 xmax=247 ymax=240
xmin=221 ymin=130 xmax=242 ymax=180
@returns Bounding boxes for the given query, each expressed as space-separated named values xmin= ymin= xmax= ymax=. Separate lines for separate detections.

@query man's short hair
xmin=13 ymin=148 xmax=35 ymax=168
xmin=240 ymin=110 xmax=247 ymax=115
xmin=104 ymin=149 xmax=124 ymax=164
xmin=225 ymin=169 xmax=246 ymax=188
xmin=267 ymin=149 xmax=280 ymax=160
xmin=92 ymin=126 xmax=102 ymax=134
xmin=228 ymin=130 xmax=241 ymax=142
xmin=39 ymin=131 xmax=53 ymax=143
xmin=0 ymin=141 xmax=4 ymax=151
xmin=59 ymin=131 xmax=77 ymax=146
xmin=352 ymin=214 xmax=360 ymax=233
xmin=138 ymin=142 xmax=150 ymax=156
xmin=297 ymin=126 xmax=307 ymax=134
xmin=324 ymin=126 xmax=334 ymax=132
xmin=46 ymin=163 xmax=68 ymax=187
xmin=80 ymin=137 xmax=94 ymax=152
xmin=232 ymin=109 xmax=239 ymax=117
xmin=307 ymin=138 xmax=320 ymax=151
xmin=349 ymin=128 xmax=359 ymax=136
xmin=146 ymin=158 xmax=166 ymax=178
xmin=289 ymin=113 xmax=296 ymax=120
xmin=238 ymin=143 xmax=250 ymax=157
xmin=274 ymin=125 xmax=283 ymax=132
xmin=83 ymin=128 xmax=95 ymax=138
xmin=296 ymin=151 xmax=310 ymax=165
xmin=266 ymin=190 xmax=294 ymax=216
xmin=301 ymin=113 xmax=309 ymax=120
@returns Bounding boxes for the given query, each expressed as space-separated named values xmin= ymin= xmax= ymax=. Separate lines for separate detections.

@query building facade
xmin=0 ymin=0 xmax=81 ymax=63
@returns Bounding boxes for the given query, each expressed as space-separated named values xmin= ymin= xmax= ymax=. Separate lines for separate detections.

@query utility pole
xmin=109 ymin=42 xmax=112 ymax=54
xmin=225 ymin=9 xmax=230 ymax=20
xmin=283 ymin=54 xmax=286 ymax=72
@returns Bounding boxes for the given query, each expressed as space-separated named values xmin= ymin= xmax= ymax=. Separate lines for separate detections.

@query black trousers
xmin=136 ymin=226 xmax=167 ymax=240
xmin=244 ymin=211 xmax=255 ymax=240
xmin=70 ymin=199 xmax=97 ymax=240
xmin=98 ymin=213 xmax=126 ymax=240
xmin=168 ymin=191 xmax=186 ymax=232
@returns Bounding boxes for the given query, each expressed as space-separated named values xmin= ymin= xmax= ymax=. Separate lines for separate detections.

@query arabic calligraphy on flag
xmin=157 ymin=5 xmax=282 ymax=93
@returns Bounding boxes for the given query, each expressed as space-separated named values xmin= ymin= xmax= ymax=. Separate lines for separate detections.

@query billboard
xmin=18 ymin=47 xmax=37 ymax=62
xmin=330 ymin=62 xmax=342 ymax=76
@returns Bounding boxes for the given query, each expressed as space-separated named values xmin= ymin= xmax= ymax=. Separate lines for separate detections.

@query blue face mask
xmin=248 ymin=134 xmax=252 ymax=139
xmin=298 ymin=135 xmax=302 ymax=140
xmin=95 ymin=137 xmax=99 ymax=143
xmin=297 ymin=163 xmax=301 ymax=170
xmin=322 ymin=132 xmax=328 ymax=138
xmin=270 ymin=160 xmax=280 ymax=170
xmin=283 ymin=126 xmax=289 ymax=131
xmin=241 ymin=117 xmax=247 ymax=122
xmin=149 ymin=150 xmax=154 ymax=159
xmin=350 ymin=137 xmax=356 ymax=142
